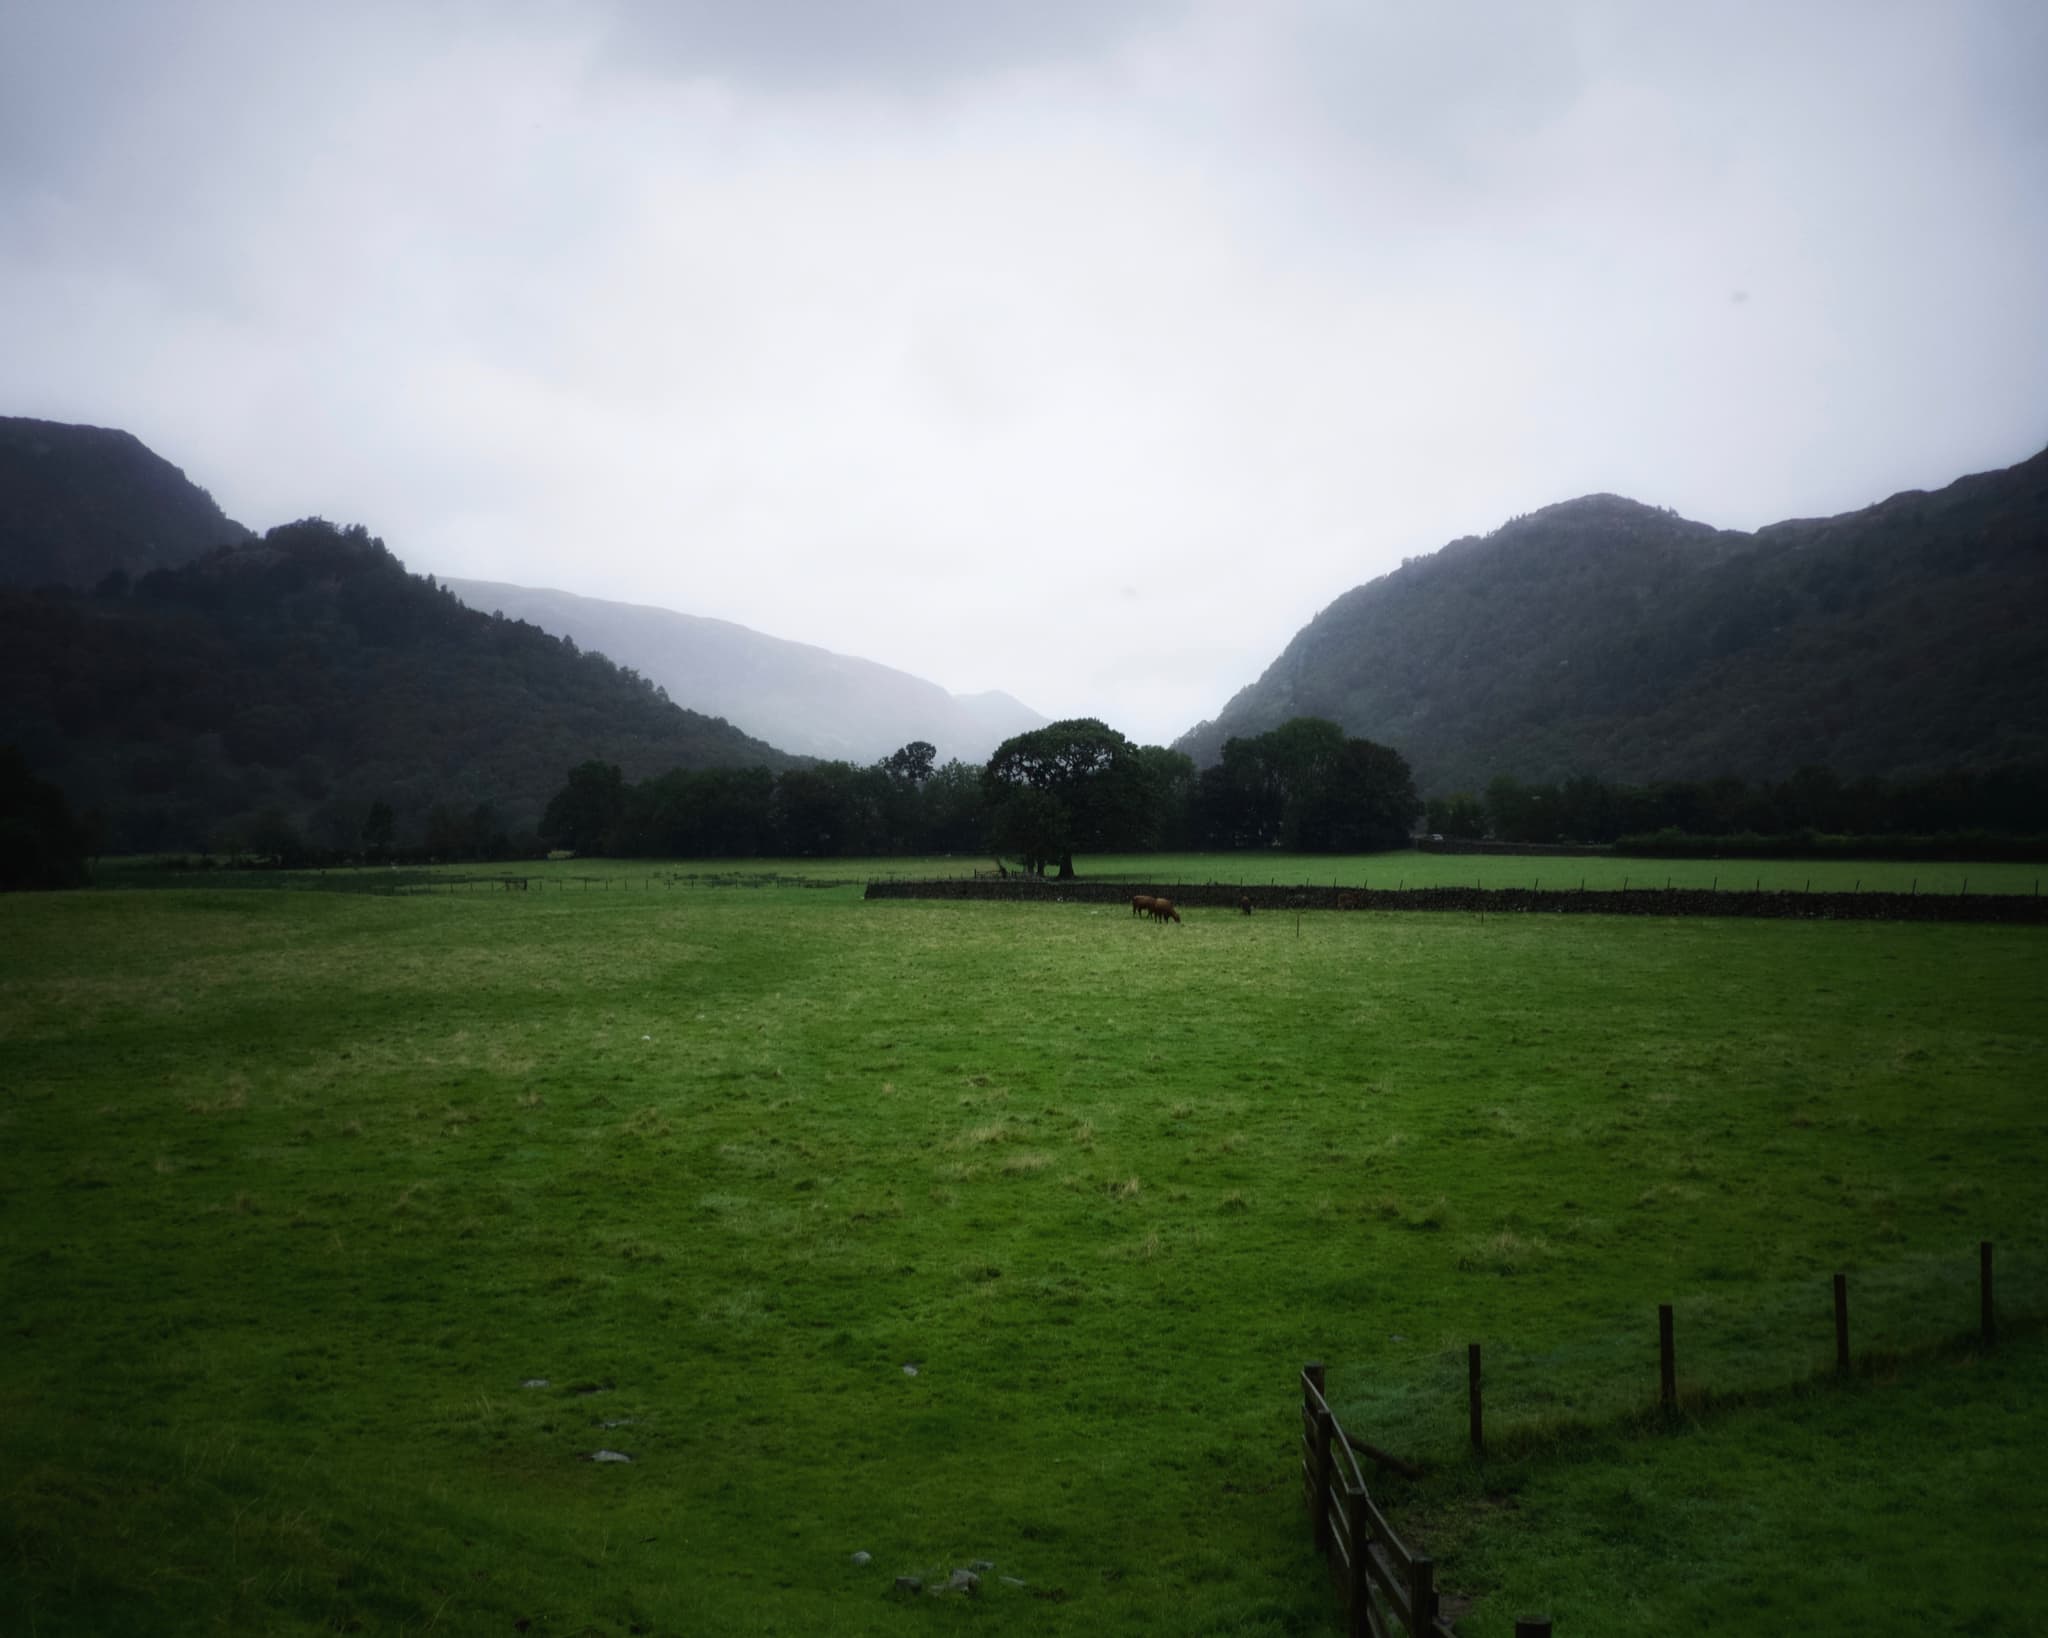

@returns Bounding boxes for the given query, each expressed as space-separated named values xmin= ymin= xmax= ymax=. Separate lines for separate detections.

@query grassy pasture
xmin=2 ymin=869 xmax=2044 ymax=1635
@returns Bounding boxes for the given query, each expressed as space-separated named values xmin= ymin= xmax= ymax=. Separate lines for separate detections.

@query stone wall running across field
xmin=862 ymin=876 xmax=2048 ymax=925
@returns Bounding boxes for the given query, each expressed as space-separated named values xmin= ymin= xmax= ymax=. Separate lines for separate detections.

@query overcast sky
xmin=4 ymin=1 xmax=2044 ymax=746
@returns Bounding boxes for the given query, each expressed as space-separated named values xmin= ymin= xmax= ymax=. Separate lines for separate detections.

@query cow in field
xmin=1132 ymin=894 xmax=1158 ymax=917
xmin=1151 ymin=898 xmax=1182 ymax=924
xmin=1239 ymin=894 xmax=1253 ymax=915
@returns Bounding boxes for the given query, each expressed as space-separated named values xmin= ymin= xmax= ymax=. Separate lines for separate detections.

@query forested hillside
xmin=1 ymin=416 xmax=251 ymax=588
xmin=1178 ymin=447 xmax=2048 ymax=792
xmin=0 ymin=520 xmax=797 ymax=852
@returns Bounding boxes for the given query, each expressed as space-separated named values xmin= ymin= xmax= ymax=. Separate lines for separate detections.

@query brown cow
xmin=1132 ymin=894 xmax=1158 ymax=917
xmin=1152 ymin=898 xmax=1182 ymax=924
xmin=1238 ymin=894 xmax=1253 ymax=915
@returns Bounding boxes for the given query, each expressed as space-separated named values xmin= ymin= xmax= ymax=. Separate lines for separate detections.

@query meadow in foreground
xmin=2 ymin=870 xmax=2042 ymax=1635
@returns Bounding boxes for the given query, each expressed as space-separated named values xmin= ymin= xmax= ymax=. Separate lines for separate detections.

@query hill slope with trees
xmin=1177 ymin=447 xmax=2048 ymax=792
xmin=1 ymin=416 xmax=252 ymax=589
xmin=0 ymin=520 xmax=798 ymax=853
xmin=444 ymin=577 xmax=1045 ymax=766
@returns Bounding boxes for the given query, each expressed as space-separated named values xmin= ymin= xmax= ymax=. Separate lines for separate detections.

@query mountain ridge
xmin=1176 ymin=445 xmax=2048 ymax=791
xmin=1 ymin=415 xmax=253 ymax=589
xmin=0 ymin=520 xmax=800 ymax=851
xmin=443 ymin=576 xmax=1046 ymax=766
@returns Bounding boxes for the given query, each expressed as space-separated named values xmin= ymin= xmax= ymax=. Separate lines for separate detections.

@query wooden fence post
xmin=1409 ymin=1555 xmax=1437 ymax=1630
xmin=1303 ymin=1363 xmax=1331 ymax=1553
xmin=1347 ymin=1480 xmax=1373 ymax=1638
xmin=1834 ymin=1273 xmax=1850 ymax=1374
xmin=1312 ymin=1402 xmax=1335 ymax=1554
xmin=1659 ymin=1304 xmax=1675 ymax=1407
xmin=1468 ymin=1343 xmax=1483 ymax=1456
xmin=1982 ymin=1242 xmax=1996 ymax=1344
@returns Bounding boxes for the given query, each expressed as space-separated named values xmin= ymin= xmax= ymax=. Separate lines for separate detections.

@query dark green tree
xmin=771 ymin=764 xmax=863 ymax=856
xmin=882 ymin=741 xmax=937 ymax=786
xmin=1485 ymin=775 xmax=1558 ymax=843
xmin=874 ymin=741 xmax=939 ymax=852
xmin=1320 ymin=736 xmax=1422 ymax=850
xmin=920 ymin=760 xmax=987 ymax=855
xmin=0 ymin=746 xmax=92 ymax=889
xmin=625 ymin=766 xmax=776 ymax=856
xmin=1136 ymin=745 xmax=1199 ymax=850
xmin=1424 ymin=792 xmax=1486 ymax=838
xmin=982 ymin=718 xmax=1152 ymax=877
xmin=540 ymin=760 xmax=626 ymax=854
xmin=1200 ymin=718 xmax=1416 ymax=850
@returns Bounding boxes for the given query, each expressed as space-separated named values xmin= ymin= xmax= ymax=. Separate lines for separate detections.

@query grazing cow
xmin=1132 ymin=894 xmax=1157 ymax=917
xmin=1238 ymin=894 xmax=1253 ymax=915
xmin=1152 ymin=898 xmax=1182 ymax=924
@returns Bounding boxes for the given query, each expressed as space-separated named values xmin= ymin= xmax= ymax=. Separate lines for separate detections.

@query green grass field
xmin=4 ymin=862 xmax=2044 ymax=1635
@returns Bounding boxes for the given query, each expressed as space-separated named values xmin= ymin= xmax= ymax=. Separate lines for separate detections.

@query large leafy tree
xmin=882 ymin=741 xmax=936 ymax=786
xmin=919 ymin=760 xmax=987 ymax=855
xmin=1199 ymin=717 xmax=1419 ymax=850
xmin=1136 ymin=745 xmax=1199 ymax=850
xmin=623 ymin=766 xmax=775 ymax=856
xmin=982 ymin=718 xmax=1152 ymax=877
xmin=1320 ymin=735 xmax=1423 ymax=850
xmin=1206 ymin=716 xmax=1344 ymax=846
xmin=875 ymin=741 xmax=938 ymax=853
xmin=770 ymin=762 xmax=887 ymax=857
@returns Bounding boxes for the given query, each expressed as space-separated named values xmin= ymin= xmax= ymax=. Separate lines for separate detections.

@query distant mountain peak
xmin=1530 ymin=491 xmax=1660 ymax=518
xmin=1 ymin=414 xmax=251 ymax=589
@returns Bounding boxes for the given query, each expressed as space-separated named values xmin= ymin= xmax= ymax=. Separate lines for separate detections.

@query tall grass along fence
xmin=1303 ymin=1240 xmax=2016 ymax=1636
xmin=863 ymin=877 xmax=2047 ymax=924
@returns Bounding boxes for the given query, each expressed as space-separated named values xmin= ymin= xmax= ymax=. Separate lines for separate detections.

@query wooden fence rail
xmin=1301 ymin=1364 xmax=1459 ymax=1638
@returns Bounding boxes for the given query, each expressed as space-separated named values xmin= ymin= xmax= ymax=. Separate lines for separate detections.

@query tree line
xmin=534 ymin=727 xmax=2047 ymax=869
xmin=12 ymin=714 xmax=2043 ymax=888
xmin=1430 ymin=764 xmax=2048 ymax=847
xmin=540 ymin=717 xmax=1424 ymax=871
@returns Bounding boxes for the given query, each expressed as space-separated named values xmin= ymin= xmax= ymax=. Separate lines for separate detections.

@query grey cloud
xmin=594 ymin=0 xmax=1182 ymax=94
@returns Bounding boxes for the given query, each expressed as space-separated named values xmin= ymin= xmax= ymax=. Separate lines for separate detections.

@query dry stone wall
xmin=862 ymin=876 xmax=2048 ymax=925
